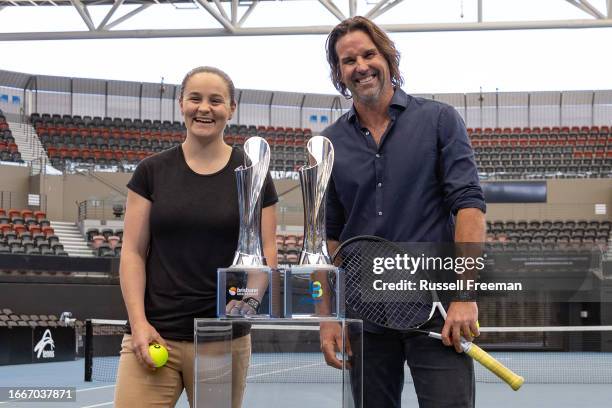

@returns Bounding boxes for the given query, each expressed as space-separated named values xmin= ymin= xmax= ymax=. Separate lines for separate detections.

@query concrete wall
xmin=486 ymin=179 xmax=612 ymax=221
xmin=38 ymin=174 xmax=64 ymax=220
xmin=274 ymin=178 xmax=304 ymax=228
xmin=0 ymin=164 xmax=32 ymax=210
xmin=60 ymin=173 xmax=130 ymax=222
xmin=0 ymin=282 xmax=125 ymax=321
xmin=3 ymin=164 xmax=611 ymax=224
xmin=276 ymin=179 xmax=612 ymax=225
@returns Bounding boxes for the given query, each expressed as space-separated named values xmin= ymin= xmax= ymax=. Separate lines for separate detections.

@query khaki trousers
xmin=114 ymin=334 xmax=251 ymax=408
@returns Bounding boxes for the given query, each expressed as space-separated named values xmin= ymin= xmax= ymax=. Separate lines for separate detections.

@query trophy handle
xmin=298 ymin=135 xmax=335 ymax=266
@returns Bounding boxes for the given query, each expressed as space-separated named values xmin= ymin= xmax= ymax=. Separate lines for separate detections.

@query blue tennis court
xmin=2 ymin=350 xmax=611 ymax=408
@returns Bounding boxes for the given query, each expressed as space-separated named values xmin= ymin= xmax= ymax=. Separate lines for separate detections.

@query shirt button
xmin=377 ymin=182 xmax=382 ymax=187
xmin=378 ymin=211 xmax=383 ymax=216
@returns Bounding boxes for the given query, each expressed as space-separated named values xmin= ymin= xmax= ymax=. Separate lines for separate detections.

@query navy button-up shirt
xmin=322 ymin=88 xmax=485 ymax=243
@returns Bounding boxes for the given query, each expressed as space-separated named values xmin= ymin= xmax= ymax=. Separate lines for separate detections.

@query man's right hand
xmin=320 ymin=321 xmax=352 ymax=369
xmin=130 ymin=321 xmax=170 ymax=370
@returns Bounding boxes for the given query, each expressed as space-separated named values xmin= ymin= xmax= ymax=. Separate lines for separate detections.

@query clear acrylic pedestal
xmin=194 ymin=318 xmax=362 ymax=408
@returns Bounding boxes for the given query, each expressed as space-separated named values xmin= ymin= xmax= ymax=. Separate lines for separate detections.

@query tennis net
xmin=84 ymin=319 xmax=126 ymax=382
xmin=84 ymin=318 xmax=612 ymax=385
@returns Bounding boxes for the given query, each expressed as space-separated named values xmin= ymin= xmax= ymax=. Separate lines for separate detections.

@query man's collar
xmin=347 ymin=88 xmax=411 ymax=122
xmin=347 ymin=104 xmax=358 ymax=122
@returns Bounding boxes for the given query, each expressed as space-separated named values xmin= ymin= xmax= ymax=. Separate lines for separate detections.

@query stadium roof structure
xmin=0 ymin=0 xmax=611 ymax=41
xmin=3 ymin=68 xmax=612 ymax=117
xmin=0 ymin=67 xmax=355 ymax=111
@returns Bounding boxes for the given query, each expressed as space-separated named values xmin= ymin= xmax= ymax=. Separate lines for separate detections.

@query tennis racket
xmin=332 ymin=235 xmax=524 ymax=391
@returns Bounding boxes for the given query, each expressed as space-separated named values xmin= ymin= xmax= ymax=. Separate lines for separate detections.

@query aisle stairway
xmin=50 ymin=221 xmax=94 ymax=258
xmin=7 ymin=120 xmax=47 ymax=173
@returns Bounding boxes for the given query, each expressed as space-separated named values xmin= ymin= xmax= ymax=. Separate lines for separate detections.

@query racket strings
xmin=336 ymin=239 xmax=434 ymax=329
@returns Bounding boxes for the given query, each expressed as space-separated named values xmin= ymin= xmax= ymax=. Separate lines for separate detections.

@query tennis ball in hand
xmin=471 ymin=321 xmax=481 ymax=337
xmin=149 ymin=343 xmax=168 ymax=368
xmin=462 ymin=321 xmax=480 ymax=338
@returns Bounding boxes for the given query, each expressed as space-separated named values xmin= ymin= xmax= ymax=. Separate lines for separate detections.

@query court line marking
xmin=81 ymin=402 xmax=113 ymax=408
xmin=77 ymin=385 xmax=116 ymax=392
xmin=480 ymin=326 xmax=612 ymax=332
xmin=249 ymin=362 xmax=282 ymax=368
xmin=247 ymin=362 xmax=326 ymax=380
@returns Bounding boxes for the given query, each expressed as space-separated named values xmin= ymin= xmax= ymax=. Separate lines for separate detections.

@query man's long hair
xmin=326 ymin=16 xmax=404 ymax=99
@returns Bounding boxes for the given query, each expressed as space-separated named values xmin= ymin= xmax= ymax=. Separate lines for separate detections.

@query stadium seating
xmin=85 ymin=227 xmax=122 ymax=257
xmin=275 ymin=222 xmax=610 ymax=264
xmin=0 ymin=209 xmax=68 ymax=256
xmin=228 ymin=124 xmax=310 ymax=172
xmin=0 ymin=110 xmax=23 ymax=164
xmin=0 ymin=308 xmax=83 ymax=330
xmin=30 ymin=112 xmax=610 ymax=177
xmin=467 ymin=126 xmax=612 ymax=179
xmin=276 ymin=233 xmax=304 ymax=265
xmin=29 ymin=113 xmax=312 ymax=172
xmin=30 ymin=113 xmax=183 ymax=169
xmin=485 ymin=219 xmax=611 ymax=249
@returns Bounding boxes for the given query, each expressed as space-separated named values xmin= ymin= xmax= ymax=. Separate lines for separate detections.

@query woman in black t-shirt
xmin=114 ymin=67 xmax=278 ymax=408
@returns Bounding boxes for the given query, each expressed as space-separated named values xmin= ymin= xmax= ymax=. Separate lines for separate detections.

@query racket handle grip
xmin=465 ymin=343 xmax=525 ymax=391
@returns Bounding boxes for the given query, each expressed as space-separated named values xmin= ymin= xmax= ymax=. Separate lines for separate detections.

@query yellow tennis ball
xmin=149 ymin=343 xmax=168 ymax=368
xmin=472 ymin=320 xmax=480 ymax=337
xmin=463 ymin=321 xmax=480 ymax=337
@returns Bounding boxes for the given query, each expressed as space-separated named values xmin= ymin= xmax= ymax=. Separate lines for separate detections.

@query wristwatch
xmin=242 ymin=297 xmax=261 ymax=313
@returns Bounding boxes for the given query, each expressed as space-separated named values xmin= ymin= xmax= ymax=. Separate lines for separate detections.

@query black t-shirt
xmin=126 ymin=145 xmax=278 ymax=340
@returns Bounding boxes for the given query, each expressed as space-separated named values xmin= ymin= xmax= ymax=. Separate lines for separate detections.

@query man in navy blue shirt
xmin=319 ymin=16 xmax=486 ymax=408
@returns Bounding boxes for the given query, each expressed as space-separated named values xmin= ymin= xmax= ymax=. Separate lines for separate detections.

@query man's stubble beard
xmin=348 ymin=73 xmax=386 ymax=107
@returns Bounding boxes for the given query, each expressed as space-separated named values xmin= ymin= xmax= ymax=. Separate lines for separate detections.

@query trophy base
xmin=284 ymin=266 xmax=344 ymax=319
xmin=217 ymin=267 xmax=276 ymax=318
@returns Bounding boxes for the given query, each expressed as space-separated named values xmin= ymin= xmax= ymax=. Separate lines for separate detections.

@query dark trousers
xmin=350 ymin=314 xmax=475 ymax=408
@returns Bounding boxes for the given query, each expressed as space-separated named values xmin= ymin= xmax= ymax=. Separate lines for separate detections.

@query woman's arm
xmin=119 ymin=190 xmax=169 ymax=369
xmin=261 ymin=204 xmax=278 ymax=269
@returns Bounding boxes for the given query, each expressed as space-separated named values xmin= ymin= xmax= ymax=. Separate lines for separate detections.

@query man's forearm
xmin=455 ymin=208 xmax=486 ymax=242
xmin=454 ymin=208 xmax=486 ymax=301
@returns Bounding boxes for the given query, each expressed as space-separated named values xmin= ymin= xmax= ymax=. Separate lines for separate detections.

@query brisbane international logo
xmin=228 ymin=286 xmax=258 ymax=297
xmin=299 ymin=280 xmax=323 ymax=305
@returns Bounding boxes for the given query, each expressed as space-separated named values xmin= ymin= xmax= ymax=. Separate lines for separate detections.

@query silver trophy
xmin=298 ymin=135 xmax=335 ymax=266
xmin=284 ymin=135 xmax=342 ymax=318
xmin=231 ymin=136 xmax=271 ymax=268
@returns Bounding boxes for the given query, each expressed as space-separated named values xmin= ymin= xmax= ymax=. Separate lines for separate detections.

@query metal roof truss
xmin=0 ymin=0 xmax=611 ymax=41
